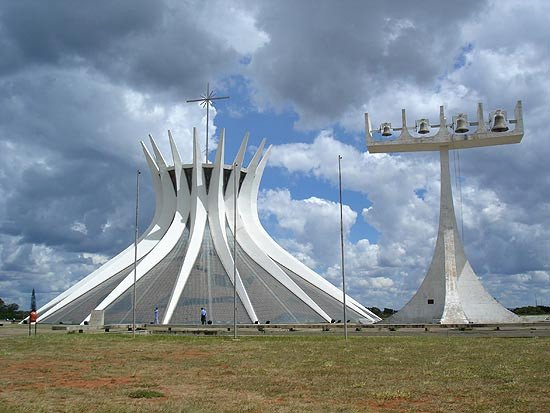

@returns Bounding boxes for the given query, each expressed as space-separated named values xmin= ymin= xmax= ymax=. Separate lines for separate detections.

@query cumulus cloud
xmin=0 ymin=0 xmax=270 ymax=306
xmin=0 ymin=60 xmax=208 ymax=306
xmin=268 ymin=131 xmax=439 ymax=264
xmin=246 ymin=0 xmax=485 ymax=130
xmin=247 ymin=0 xmax=550 ymax=308
xmin=0 ymin=0 xmax=268 ymax=100
xmin=260 ymin=131 xmax=435 ymax=306
xmin=263 ymin=128 xmax=550 ymax=308
xmin=258 ymin=186 xmax=389 ymax=305
xmin=1 ymin=0 xmax=548 ymax=311
xmin=259 ymin=188 xmax=357 ymax=267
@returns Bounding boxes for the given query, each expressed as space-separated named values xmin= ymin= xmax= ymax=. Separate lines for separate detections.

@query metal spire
xmin=186 ymin=83 xmax=229 ymax=164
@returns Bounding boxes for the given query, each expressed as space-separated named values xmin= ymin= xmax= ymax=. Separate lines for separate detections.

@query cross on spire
xmin=186 ymin=83 xmax=229 ymax=163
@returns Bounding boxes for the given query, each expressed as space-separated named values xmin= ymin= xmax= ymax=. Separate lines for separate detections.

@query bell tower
xmin=366 ymin=101 xmax=524 ymax=324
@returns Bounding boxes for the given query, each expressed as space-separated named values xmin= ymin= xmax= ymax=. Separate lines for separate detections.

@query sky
xmin=1 ymin=0 xmax=549 ymax=311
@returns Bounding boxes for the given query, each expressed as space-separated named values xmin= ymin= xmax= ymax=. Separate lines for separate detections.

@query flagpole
xmin=233 ymin=162 xmax=238 ymax=339
xmin=338 ymin=155 xmax=348 ymax=340
xmin=132 ymin=170 xmax=140 ymax=337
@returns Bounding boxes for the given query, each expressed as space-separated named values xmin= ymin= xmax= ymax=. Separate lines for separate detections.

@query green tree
xmin=0 ymin=298 xmax=27 ymax=320
xmin=31 ymin=289 xmax=37 ymax=312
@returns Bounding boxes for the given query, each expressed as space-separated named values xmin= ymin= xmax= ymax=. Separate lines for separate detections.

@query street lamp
xmin=132 ymin=170 xmax=140 ymax=337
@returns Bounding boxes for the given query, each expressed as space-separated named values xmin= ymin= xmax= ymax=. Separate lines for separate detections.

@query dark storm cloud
xmin=0 ymin=0 xmax=252 ymax=256
xmin=0 ymin=1 xmax=241 ymax=99
xmin=0 ymin=69 xmax=149 ymax=255
xmin=247 ymin=0 xmax=486 ymax=128
xmin=1 ymin=1 xmax=160 ymax=61
xmin=0 ymin=0 xmax=261 ymax=306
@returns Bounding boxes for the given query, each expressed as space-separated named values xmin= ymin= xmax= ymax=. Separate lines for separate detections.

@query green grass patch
xmin=0 ymin=332 xmax=548 ymax=412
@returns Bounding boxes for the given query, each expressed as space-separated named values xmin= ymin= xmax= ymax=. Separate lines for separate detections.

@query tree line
xmin=1 ymin=297 xmax=549 ymax=321
xmin=0 ymin=298 xmax=28 ymax=320
xmin=511 ymin=305 xmax=550 ymax=316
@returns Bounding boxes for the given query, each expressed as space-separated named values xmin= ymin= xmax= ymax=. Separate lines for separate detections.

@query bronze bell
xmin=417 ymin=119 xmax=430 ymax=134
xmin=380 ymin=122 xmax=392 ymax=136
xmin=491 ymin=109 xmax=509 ymax=132
xmin=454 ymin=114 xmax=469 ymax=133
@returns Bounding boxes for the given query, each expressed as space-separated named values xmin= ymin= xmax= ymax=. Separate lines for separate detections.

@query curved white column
xmin=226 ymin=141 xmax=332 ymax=322
xmin=168 ymin=130 xmax=182 ymax=192
xmin=91 ymin=135 xmax=191 ymax=320
xmin=37 ymin=142 xmax=175 ymax=322
xmin=162 ymin=129 xmax=208 ymax=324
xmin=207 ymin=131 xmax=258 ymax=322
xmin=139 ymin=137 xmax=180 ymax=243
xmin=137 ymin=142 xmax=164 ymax=239
xmin=239 ymin=144 xmax=381 ymax=322
xmin=149 ymin=133 xmax=168 ymax=171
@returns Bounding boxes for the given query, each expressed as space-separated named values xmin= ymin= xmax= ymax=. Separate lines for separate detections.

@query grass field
xmin=0 ymin=330 xmax=549 ymax=412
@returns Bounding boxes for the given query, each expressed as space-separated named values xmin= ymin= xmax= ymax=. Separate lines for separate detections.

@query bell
xmin=380 ymin=122 xmax=392 ymax=136
xmin=454 ymin=114 xmax=469 ymax=133
xmin=417 ymin=119 xmax=430 ymax=134
xmin=491 ymin=110 xmax=509 ymax=132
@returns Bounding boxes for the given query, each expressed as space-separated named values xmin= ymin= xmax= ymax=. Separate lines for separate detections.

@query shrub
xmin=128 ymin=389 xmax=164 ymax=399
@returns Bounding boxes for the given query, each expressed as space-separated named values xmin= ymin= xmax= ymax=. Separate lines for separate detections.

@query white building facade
xmin=37 ymin=130 xmax=381 ymax=325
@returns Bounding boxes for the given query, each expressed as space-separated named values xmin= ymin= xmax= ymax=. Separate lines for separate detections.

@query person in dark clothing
xmin=200 ymin=307 xmax=207 ymax=325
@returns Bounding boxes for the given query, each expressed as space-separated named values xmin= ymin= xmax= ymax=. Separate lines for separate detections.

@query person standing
xmin=200 ymin=307 xmax=207 ymax=325
xmin=154 ymin=306 xmax=159 ymax=324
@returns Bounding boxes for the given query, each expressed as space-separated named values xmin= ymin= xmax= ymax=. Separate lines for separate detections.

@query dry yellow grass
xmin=0 ymin=330 xmax=549 ymax=412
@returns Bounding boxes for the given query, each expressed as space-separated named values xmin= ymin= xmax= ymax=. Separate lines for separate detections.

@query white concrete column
xmin=438 ymin=148 xmax=469 ymax=323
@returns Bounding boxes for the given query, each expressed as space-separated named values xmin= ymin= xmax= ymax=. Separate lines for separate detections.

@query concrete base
xmin=89 ymin=310 xmax=105 ymax=326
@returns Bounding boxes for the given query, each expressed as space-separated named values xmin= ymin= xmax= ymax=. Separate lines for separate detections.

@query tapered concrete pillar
xmin=387 ymin=148 xmax=518 ymax=324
